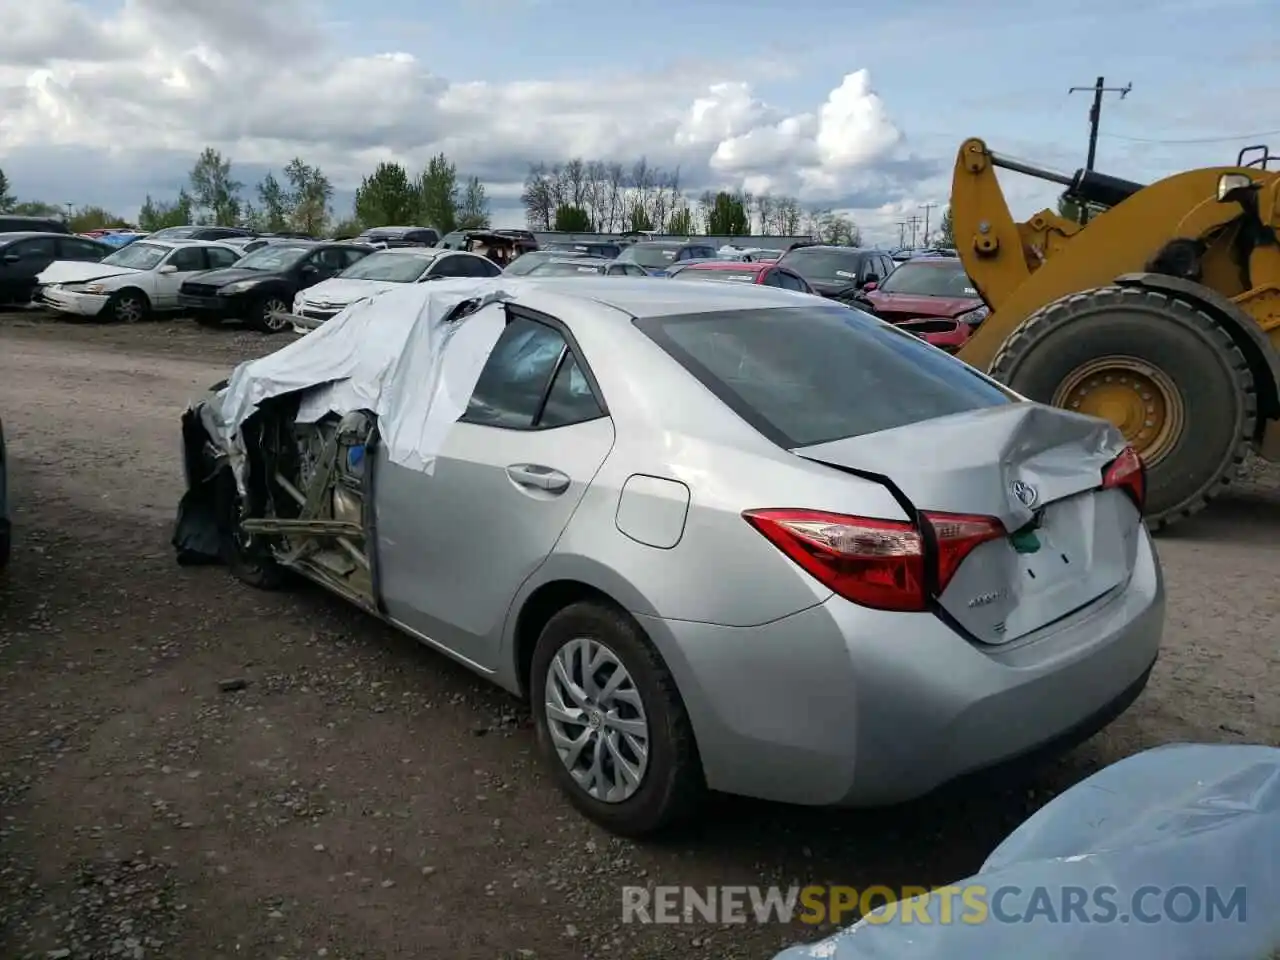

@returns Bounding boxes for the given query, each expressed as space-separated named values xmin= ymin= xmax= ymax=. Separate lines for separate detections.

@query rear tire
xmin=989 ymin=285 xmax=1256 ymax=530
xmin=213 ymin=469 xmax=286 ymax=590
xmin=529 ymin=601 xmax=705 ymax=837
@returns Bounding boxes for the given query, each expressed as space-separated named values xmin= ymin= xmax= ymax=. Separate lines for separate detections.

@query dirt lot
xmin=0 ymin=311 xmax=1276 ymax=960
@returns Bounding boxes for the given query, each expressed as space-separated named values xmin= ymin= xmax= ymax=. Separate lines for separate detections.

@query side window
xmin=472 ymin=256 xmax=502 ymax=277
xmin=431 ymin=255 xmax=468 ymax=277
xmin=313 ymin=248 xmax=348 ymax=272
xmin=760 ymin=270 xmax=784 ymax=287
xmin=858 ymin=256 xmax=879 ymax=283
xmin=779 ymin=271 xmax=809 ymax=291
xmin=59 ymin=238 xmax=107 ymax=261
xmin=879 ymin=256 xmax=895 ymax=280
xmin=462 ymin=317 xmax=602 ymax=429
xmin=625 ymin=264 xmax=647 ymax=277
xmin=339 ymin=248 xmax=367 ymax=269
xmin=206 ymin=246 xmax=241 ymax=269
xmin=11 ymin=238 xmax=56 ymax=259
xmin=539 ymin=353 xmax=604 ymax=428
xmin=166 ymin=246 xmax=206 ymax=272
xmin=462 ymin=317 xmax=566 ymax=428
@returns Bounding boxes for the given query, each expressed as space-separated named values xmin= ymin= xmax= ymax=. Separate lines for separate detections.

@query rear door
xmin=375 ymin=308 xmax=615 ymax=668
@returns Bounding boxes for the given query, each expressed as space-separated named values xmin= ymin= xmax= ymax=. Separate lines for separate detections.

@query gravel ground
xmin=0 ymin=311 xmax=1277 ymax=960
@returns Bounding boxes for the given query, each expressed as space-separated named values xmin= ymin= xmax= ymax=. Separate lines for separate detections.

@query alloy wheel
xmin=115 ymin=295 xmax=144 ymax=323
xmin=262 ymin=298 xmax=290 ymax=331
xmin=544 ymin=637 xmax=650 ymax=803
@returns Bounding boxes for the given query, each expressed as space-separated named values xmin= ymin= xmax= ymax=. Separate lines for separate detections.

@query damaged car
xmin=173 ymin=278 xmax=1163 ymax=838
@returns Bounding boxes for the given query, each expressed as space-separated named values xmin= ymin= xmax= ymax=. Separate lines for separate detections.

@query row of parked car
xmin=0 ymin=208 xmax=987 ymax=348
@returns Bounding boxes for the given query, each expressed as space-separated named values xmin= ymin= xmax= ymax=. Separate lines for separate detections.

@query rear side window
xmin=634 ymin=304 xmax=1013 ymax=448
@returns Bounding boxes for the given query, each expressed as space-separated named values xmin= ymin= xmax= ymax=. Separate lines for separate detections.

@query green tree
xmin=138 ymin=192 xmax=193 ymax=231
xmin=553 ymin=204 xmax=592 ymax=232
xmin=417 ymin=153 xmax=459 ymax=234
xmin=0 ymin=168 xmax=14 ymax=212
xmin=330 ymin=217 xmax=363 ymax=239
xmin=354 ymin=162 xmax=419 ymax=228
xmin=667 ymin=206 xmax=695 ymax=236
xmin=69 ymin=206 xmax=128 ymax=233
xmin=283 ymin=157 xmax=333 ymax=236
xmin=706 ymin=191 xmax=749 ymax=235
xmin=457 ymin=177 xmax=491 ymax=229
xmin=255 ymin=173 xmax=291 ymax=232
xmin=627 ymin=203 xmax=653 ymax=232
xmin=11 ymin=200 xmax=62 ymax=218
xmin=935 ymin=206 xmax=955 ymax=247
xmin=188 ymin=147 xmax=241 ymax=225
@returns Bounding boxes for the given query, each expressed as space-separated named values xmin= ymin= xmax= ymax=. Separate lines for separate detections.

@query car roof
xmin=680 ymin=260 xmax=767 ymax=272
xmin=507 ymin=275 xmax=807 ymax=320
xmin=0 ymin=231 xmax=75 ymax=241
xmin=899 ymin=256 xmax=964 ymax=267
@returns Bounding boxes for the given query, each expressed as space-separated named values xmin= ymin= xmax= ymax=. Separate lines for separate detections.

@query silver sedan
xmin=175 ymin=278 xmax=1164 ymax=837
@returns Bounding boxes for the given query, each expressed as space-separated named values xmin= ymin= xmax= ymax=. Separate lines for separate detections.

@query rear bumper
xmin=637 ymin=527 xmax=1164 ymax=808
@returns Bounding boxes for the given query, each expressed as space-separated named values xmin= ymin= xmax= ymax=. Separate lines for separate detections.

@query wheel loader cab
xmin=948 ymin=137 xmax=1280 ymax=532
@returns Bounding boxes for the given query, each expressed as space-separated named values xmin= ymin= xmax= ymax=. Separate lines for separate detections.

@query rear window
xmin=776 ymin=249 xmax=864 ymax=283
xmin=634 ymin=303 xmax=1014 ymax=448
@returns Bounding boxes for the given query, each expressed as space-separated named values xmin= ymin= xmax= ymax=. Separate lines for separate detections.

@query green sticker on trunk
xmin=1010 ymin=529 xmax=1041 ymax=554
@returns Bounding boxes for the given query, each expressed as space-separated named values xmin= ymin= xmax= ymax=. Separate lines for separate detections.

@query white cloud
xmin=0 ymin=0 xmax=937 ymax=239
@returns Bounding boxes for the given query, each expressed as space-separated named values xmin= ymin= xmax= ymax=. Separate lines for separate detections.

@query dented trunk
xmin=795 ymin=403 xmax=1140 ymax=645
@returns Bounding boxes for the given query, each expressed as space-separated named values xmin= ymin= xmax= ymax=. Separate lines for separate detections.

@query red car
xmin=667 ymin=259 xmax=816 ymax=294
xmin=857 ymin=256 xmax=989 ymax=352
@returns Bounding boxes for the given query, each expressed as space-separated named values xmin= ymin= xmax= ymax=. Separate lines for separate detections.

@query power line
xmin=1100 ymin=128 xmax=1280 ymax=145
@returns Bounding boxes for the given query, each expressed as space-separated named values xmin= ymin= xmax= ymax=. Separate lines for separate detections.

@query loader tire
xmin=989 ymin=285 xmax=1256 ymax=531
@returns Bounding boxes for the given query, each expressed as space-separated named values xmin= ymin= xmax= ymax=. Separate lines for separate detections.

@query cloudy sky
xmin=2 ymin=0 xmax=1277 ymax=243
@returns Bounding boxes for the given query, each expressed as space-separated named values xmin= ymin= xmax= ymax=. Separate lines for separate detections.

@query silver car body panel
xmin=188 ymin=277 xmax=1165 ymax=808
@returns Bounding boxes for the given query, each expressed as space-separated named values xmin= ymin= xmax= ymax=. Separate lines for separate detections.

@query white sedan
xmin=37 ymin=239 xmax=244 ymax=323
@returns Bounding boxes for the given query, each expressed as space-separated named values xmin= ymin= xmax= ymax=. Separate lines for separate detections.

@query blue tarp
xmin=773 ymin=743 xmax=1280 ymax=960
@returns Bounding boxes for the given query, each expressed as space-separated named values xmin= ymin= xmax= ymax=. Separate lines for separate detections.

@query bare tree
xmin=520 ymin=163 xmax=555 ymax=230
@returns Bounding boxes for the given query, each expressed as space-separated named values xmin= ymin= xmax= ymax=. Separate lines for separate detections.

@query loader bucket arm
xmin=952 ymin=137 xmax=1260 ymax=371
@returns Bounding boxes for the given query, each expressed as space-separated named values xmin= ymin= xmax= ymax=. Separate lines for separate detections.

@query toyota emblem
xmin=1011 ymin=480 xmax=1038 ymax=508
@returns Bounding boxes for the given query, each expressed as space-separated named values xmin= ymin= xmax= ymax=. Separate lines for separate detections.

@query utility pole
xmin=919 ymin=202 xmax=937 ymax=246
xmin=895 ymin=221 xmax=907 ymax=247
xmin=1068 ymin=76 xmax=1131 ymax=223
xmin=63 ymin=202 xmax=73 ymax=222
xmin=906 ymin=215 xmax=922 ymax=248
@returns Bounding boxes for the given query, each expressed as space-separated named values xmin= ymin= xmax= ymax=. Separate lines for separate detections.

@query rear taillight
xmin=1101 ymin=446 xmax=1145 ymax=511
xmin=743 ymin=509 xmax=1004 ymax=612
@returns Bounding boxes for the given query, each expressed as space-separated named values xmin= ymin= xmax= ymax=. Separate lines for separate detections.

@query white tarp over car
xmin=772 ymin=743 xmax=1280 ymax=960
xmin=198 ymin=277 xmax=514 ymax=481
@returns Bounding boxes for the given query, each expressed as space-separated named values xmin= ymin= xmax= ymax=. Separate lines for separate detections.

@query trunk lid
xmin=795 ymin=403 xmax=1139 ymax=645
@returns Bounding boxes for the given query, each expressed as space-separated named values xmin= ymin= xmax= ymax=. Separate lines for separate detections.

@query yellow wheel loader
xmin=950 ymin=138 xmax=1280 ymax=530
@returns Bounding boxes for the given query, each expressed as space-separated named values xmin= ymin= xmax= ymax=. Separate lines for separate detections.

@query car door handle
xmin=506 ymin=464 xmax=570 ymax=494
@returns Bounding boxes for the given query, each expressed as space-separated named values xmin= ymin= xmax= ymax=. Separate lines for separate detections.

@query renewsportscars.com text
xmin=621 ymin=884 xmax=1248 ymax=927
